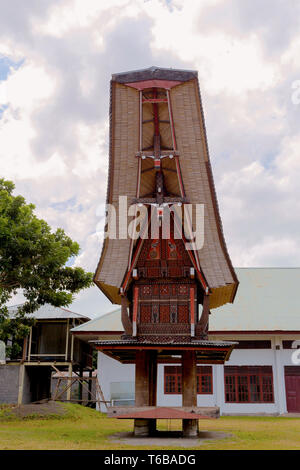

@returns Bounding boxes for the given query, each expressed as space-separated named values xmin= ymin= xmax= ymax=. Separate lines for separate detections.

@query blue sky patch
xmin=65 ymin=255 xmax=76 ymax=267
xmin=50 ymin=197 xmax=84 ymax=213
xmin=0 ymin=56 xmax=24 ymax=81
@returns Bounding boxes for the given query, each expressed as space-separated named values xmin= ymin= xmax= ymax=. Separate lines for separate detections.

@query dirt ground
xmin=109 ymin=430 xmax=231 ymax=448
xmin=4 ymin=401 xmax=67 ymax=418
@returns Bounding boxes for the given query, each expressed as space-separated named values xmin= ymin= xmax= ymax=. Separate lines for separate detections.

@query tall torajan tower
xmin=94 ymin=67 xmax=239 ymax=437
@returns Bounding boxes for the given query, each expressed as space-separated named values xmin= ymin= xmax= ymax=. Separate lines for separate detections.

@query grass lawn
xmin=0 ymin=402 xmax=300 ymax=450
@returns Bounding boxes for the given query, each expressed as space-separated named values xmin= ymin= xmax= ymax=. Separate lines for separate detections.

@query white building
xmin=72 ymin=268 xmax=300 ymax=415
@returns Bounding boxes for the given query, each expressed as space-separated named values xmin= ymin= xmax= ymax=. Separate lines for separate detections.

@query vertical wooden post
xmin=78 ymin=366 xmax=83 ymax=403
xmin=134 ymin=350 xmax=157 ymax=436
xmin=148 ymin=350 xmax=157 ymax=436
xmin=88 ymin=370 xmax=92 ymax=405
xmin=190 ymin=287 xmax=195 ymax=337
xmin=135 ymin=350 xmax=150 ymax=407
xmin=65 ymin=319 xmax=69 ymax=361
xmin=149 ymin=350 xmax=157 ymax=407
xmin=22 ymin=336 xmax=28 ymax=362
xmin=17 ymin=364 xmax=25 ymax=405
xmin=139 ymin=90 xmax=142 ymax=152
xmin=121 ymin=296 xmax=132 ymax=336
xmin=28 ymin=327 xmax=32 ymax=361
xmin=198 ymin=293 xmax=210 ymax=338
xmin=67 ymin=363 xmax=72 ymax=401
xmin=132 ymin=287 xmax=139 ymax=337
xmin=182 ymin=350 xmax=198 ymax=437
xmin=70 ymin=320 xmax=75 ymax=362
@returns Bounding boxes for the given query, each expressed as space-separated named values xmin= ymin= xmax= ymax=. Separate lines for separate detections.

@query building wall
xmin=98 ymin=334 xmax=300 ymax=415
xmin=98 ymin=353 xmax=135 ymax=412
xmin=0 ymin=365 xmax=20 ymax=404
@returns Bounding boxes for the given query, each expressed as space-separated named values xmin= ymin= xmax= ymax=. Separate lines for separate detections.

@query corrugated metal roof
xmin=8 ymin=303 xmax=91 ymax=320
xmin=71 ymin=307 xmax=121 ymax=332
xmin=210 ymin=267 xmax=300 ymax=331
xmin=73 ymin=268 xmax=300 ymax=333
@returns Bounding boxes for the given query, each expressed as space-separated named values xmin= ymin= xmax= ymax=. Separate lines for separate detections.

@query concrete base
xmin=110 ymin=430 xmax=231 ymax=447
xmin=182 ymin=419 xmax=199 ymax=437
xmin=134 ymin=418 xmax=156 ymax=436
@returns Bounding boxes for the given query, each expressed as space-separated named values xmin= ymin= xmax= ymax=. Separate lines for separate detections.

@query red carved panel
xmin=168 ymin=267 xmax=182 ymax=277
xmin=160 ymin=285 xmax=170 ymax=296
xmin=161 ymin=238 xmax=167 ymax=259
xmin=141 ymin=285 xmax=151 ymax=296
xmin=138 ymin=324 xmax=190 ymax=335
xmin=147 ymin=239 xmax=160 ymax=260
xmin=152 ymin=304 xmax=159 ymax=323
xmin=153 ymin=285 xmax=159 ymax=296
xmin=140 ymin=305 xmax=151 ymax=323
xmin=178 ymin=285 xmax=189 ymax=296
xmin=160 ymin=305 xmax=170 ymax=323
xmin=147 ymin=267 xmax=161 ymax=277
xmin=167 ymin=238 xmax=181 ymax=260
xmin=135 ymin=217 xmax=193 ymax=269
xmin=178 ymin=304 xmax=189 ymax=323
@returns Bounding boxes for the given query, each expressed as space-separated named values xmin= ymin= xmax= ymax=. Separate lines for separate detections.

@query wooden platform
xmin=107 ymin=406 xmax=219 ymax=420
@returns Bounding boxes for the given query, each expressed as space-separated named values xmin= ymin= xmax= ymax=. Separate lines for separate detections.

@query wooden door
xmin=285 ymin=370 xmax=300 ymax=412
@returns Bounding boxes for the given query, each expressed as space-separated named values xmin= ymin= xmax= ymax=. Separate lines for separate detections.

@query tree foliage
xmin=0 ymin=178 xmax=93 ymax=358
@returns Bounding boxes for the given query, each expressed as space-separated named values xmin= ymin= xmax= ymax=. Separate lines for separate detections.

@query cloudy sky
xmin=1 ymin=0 xmax=299 ymax=318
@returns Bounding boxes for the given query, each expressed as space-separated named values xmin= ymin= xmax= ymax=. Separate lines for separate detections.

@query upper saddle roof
xmin=112 ymin=66 xmax=198 ymax=83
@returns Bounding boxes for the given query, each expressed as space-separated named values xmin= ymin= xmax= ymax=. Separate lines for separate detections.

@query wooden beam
xmin=132 ymin=287 xmax=139 ymax=337
xmin=66 ymin=363 xmax=72 ymax=401
xmin=198 ymin=294 xmax=210 ymax=337
xmin=65 ymin=318 xmax=69 ymax=361
xmin=190 ymin=287 xmax=195 ymax=337
xmin=17 ymin=364 xmax=25 ymax=405
xmin=28 ymin=327 xmax=32 ymax=361
xmin=70 ymin=320 xmax=74 ymax=362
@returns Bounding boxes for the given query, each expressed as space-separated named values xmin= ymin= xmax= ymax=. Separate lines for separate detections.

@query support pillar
xmin=88 ymin=370 xmax=92 ymax=406
xmin=67 ymin=363 xmax=72 ymax=401
xmin=182 ymin=350 xmax=198 ymax=437
xmin=17 ymin=364 xmax=25 ymax=405
xmin=78 ymin=366 xmax=83 ymax=403
xmin=134 ymin=350 xmax=157 ymax=436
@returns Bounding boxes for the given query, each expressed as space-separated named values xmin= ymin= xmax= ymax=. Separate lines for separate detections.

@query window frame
xmin=224 ymin=366 xmax=274 ymax=404
xmin=164 ymin=365 xmax=213 ymax=395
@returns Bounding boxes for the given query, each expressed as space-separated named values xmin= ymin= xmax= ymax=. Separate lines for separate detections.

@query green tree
xmin=0 ymin=178 xmax=93 ymax=358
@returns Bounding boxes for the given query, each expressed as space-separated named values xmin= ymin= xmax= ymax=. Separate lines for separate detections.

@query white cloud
xmin=72 ymin=120 xmax=109 ymax=177
xmin=4 ymin=61 xmax=56 ymax=109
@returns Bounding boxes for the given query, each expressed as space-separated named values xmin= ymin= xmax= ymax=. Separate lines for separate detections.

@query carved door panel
xmin=160 ymin=305 xmax=170 ymax=323
xmin=140 ymin=305 xmax=151 ymax=323
xmin=178 ymin=304 xmax=189 ymax=323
